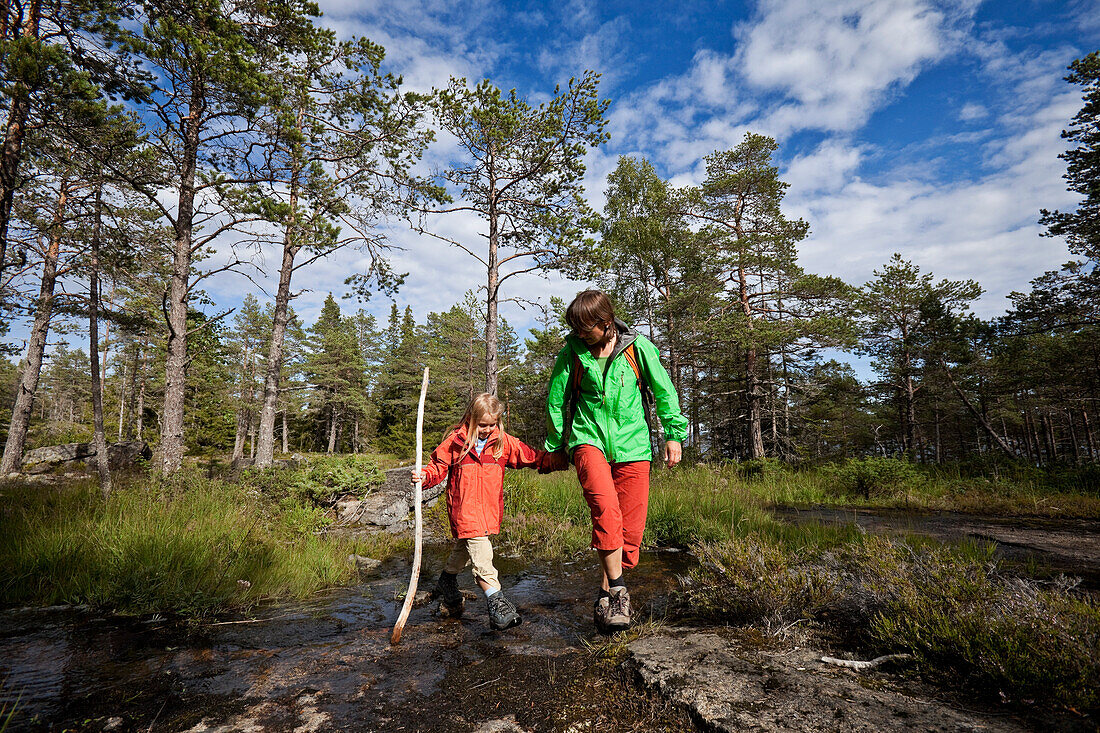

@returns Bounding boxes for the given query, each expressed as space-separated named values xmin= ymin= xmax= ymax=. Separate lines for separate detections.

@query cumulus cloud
xmin=735 ymin=0 xmax=971 ymax=135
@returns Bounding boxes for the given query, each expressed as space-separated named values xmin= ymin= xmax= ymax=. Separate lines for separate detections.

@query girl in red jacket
xmin=412 ymin=393 xmax=567 ymax=630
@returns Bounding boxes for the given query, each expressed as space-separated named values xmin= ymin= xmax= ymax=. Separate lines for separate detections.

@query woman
xmin=544 ymin=290 xmax=687 ymax=632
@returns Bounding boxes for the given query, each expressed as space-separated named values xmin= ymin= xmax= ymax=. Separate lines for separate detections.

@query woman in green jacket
xmin=545 ymin=290 xmax=688 ymax=632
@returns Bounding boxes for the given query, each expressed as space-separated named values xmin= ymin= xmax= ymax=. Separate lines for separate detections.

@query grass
xmin=500 ymin=462 xmax=1100 ymax=715
xmin=0 ymin=457 xmax=406 ymax=617
xmin=736 ymin=457 xmax=1100 ymax=517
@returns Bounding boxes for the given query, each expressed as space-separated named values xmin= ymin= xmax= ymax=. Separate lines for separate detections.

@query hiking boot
xmin=434 ymin=571 xmax=464 ymax=618
xmin=593 ymin=595 xmax=613 ymax=633
xmin=487 ymin=592 xmax=522 ymax=630
xmin=605 ymin=587 xmax=631 ymax=632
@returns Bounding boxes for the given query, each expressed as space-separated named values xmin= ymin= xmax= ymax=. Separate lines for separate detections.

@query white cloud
xmin=958 ymin=102 xmax=988 ymax=121
xmin=735 ymin=0 xmax=970 ymax=134
xmin=789 ymin=93 xmax=1079 ymax=318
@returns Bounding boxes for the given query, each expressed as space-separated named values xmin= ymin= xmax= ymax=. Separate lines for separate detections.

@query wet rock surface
xmin=627 ymin=630 xmax=1030 ymax=732
xmin=0 ymin=549 xmax=694 ymax=732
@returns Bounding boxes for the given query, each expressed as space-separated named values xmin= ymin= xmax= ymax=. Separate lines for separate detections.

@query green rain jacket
xmin=544 ymin=319 xmax=688 ymax=463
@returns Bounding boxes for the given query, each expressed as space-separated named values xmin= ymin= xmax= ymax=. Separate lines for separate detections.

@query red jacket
xmin=421 ymin=426 xmax=564 ymax=539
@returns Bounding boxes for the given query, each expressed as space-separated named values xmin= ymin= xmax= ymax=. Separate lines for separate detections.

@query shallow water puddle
xmin=0 ymin=548 xmax=695 ymax=731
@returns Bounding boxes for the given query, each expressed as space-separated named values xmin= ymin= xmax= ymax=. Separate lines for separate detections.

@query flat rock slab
xmin=626 ymin=630 xmax=1028 ymax=732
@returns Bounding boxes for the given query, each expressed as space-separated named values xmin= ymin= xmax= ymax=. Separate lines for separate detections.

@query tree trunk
xmin=934 ymin=409 xmax=942 ymax=464
xmin=327 ymin=405 xmax=339 ymax=454
xmin=1040 ymin=413 xmax=1054 ymax=462
xmin=255 ymin=125 xmax=301 ymax=468
xmin=1068 ymin=411 xmax=1081 ymax=464
xmin=89 ymin=182 xmax=112 ymax=496
xmin=1022 ymin=409 xmax=1035 ymax=462
xmin=135 ymin=347 xmax=148 ymax=439
xmin=0 ymin=176 xmax=67 ymax=474
xmin=117 ymin=362 xmax=127 ymax=441
xmin=157 ymin=85 xmax=203 ymax=474
xmin=736 ymin=255 xmax=764 ymax=459
xmin=1028 ymin=409 xmax=1043 ymax=463
xmin=485 ymin=178 xmax=499 ymax=396
xmin=1083 ymin=410 xmax=1095 ymax=461
xmin=0 ymin=0 xmax=40 ymax=281
xmin=281 ymin=408 xmax=288 ymax=454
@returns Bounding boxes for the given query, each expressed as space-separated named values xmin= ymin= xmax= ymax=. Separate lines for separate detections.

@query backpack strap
xmin=562 ymin=352 xmax=584 ymax=451
xmin=622 ymin=343 xmax=642 ymax=388
xmin=624 ymin=343 xmax=658 ymax=456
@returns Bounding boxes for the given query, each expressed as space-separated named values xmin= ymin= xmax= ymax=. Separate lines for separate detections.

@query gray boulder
xmin=334 ymin=466 xmax=446 ymax=532
xmin=20 ymin=441 xmax=151 ymax=474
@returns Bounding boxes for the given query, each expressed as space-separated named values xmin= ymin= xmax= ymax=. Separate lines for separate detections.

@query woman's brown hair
xmin=565 ymin=290 xmax=615 ymax=334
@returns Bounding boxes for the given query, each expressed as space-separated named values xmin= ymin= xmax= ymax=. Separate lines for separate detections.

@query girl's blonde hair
xmin=455 ymin=392 xmax=506 ymax=460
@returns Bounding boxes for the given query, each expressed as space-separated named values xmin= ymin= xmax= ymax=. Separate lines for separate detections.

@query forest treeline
xmin=0 ymin=1 xmax=1096 ymax=487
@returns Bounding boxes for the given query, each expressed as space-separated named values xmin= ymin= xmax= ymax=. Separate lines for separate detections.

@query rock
xmin=20 ymin=441 xmax=151 ymax=475
xmin=103 ymin=717 xmax=124 ymax=731
xmin=348 ymin=555 xmax=381 ymax=573
xmin=473 ymin=718 xmax=528 ymax=732
xmin=626 ymin=631 xmax=1028 ymax=732
xmin=334 ymin=466 xmax=446 ymax=533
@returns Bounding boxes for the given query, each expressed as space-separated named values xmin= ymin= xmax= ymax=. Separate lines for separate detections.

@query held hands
xmin=663 ymin=441 xmax=682 ymax=469
xmin=550 ymin=450 xmax=570 ymax=472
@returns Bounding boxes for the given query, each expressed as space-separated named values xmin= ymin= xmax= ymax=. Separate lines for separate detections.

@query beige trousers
xmin=443 ymin=536 xmax=500 ymax=590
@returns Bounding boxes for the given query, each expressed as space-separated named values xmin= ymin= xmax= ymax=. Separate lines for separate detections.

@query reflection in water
xmin=0 ymin=548 xmax=694 ymax=731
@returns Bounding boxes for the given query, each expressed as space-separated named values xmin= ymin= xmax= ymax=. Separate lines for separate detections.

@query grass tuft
xmin=0 ymin=459 xmax=404 ymax=617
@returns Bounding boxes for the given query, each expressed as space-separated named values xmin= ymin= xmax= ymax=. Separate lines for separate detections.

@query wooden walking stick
xmin=391 ymin=366 xmax=429 ymax=645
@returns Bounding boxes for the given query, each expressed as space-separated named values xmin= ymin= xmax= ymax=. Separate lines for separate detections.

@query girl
xmin=412 ymin=393 xmax=567 ymax=630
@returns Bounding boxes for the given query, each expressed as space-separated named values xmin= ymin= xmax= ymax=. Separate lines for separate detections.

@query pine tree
xmin=691 ymin=134 xmax=851 ymax=459
xmin=426 ymin=71 xmax=609 ymax=395
xmin=304 ymin=295 xmax=368 ymax=454
xmin=857 ymin=254 xmax=981 ymax=458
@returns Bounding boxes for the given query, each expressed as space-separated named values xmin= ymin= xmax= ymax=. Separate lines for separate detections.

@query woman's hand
xmin=551 ymin=450 xmax=570 ymax=471
xmin=663 ymin=441 xmax=682 ymax=468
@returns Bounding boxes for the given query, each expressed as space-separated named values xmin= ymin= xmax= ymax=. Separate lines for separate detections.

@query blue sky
xmin=27 ymin=1 xmax=1095 ymax=365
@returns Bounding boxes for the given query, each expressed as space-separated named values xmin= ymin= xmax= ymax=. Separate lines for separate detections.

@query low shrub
xmin=736 ymin=457 xmax=790 ymax=480
xmin=823 ymin=456 xmax=925 ymax=499
xmin=244 ymin=453 xmax=385 ymax=508
xmin=682 ymin=533 xmax=1100 ymax=712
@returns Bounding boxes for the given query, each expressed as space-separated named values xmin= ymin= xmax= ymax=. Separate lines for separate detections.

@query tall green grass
xmin=0 ymin=469 xmax=404 ymax=617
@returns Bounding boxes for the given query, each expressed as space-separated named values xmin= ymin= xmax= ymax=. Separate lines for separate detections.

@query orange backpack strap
xmin=623 ymin=343 xmax=642 ymax=385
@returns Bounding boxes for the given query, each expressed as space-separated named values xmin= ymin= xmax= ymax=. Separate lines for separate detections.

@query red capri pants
xmin=574 ymin=444 xmax=651 ymax=569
